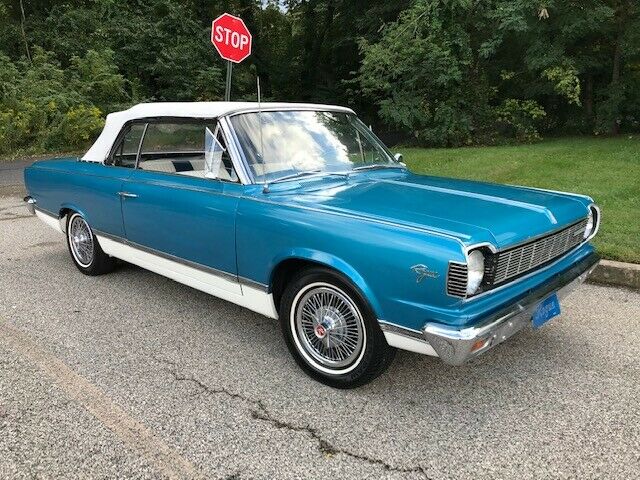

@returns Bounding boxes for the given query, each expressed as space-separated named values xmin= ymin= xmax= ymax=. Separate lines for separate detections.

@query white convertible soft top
xmin=82 ymin=101 xmax=355 ymax=163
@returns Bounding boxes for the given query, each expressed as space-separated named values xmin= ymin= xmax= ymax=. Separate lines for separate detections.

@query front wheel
xmin=66 ymin=212 xmax=116 ymax=276
xmin=280 ymin=268 xmax=396 ymax=388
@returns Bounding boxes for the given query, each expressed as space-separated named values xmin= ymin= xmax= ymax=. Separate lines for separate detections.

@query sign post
xmin=224 ymin=61 xmax=232 ymax=101
xmin=211 ymin=13 xmax=252 ymax=101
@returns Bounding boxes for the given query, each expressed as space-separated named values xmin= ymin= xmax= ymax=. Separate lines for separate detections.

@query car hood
xmin=263 ymin=171 xmax=593 ymax=249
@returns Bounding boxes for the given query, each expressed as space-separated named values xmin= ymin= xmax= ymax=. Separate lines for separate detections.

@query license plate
xmin=532 ymin=293 xmax=561 ymax=329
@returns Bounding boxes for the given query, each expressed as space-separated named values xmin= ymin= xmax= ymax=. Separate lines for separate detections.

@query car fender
xmin=59 ymin=202 xmax=92 ymax=230
xmin=269 ymin=248 xmax=383 ymax=318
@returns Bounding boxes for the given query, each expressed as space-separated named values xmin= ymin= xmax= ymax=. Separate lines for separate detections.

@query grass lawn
xmin=399 ymin=136 xmax=640 ymax=264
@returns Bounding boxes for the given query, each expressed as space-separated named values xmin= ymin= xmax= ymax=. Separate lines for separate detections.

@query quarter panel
xmin=24 ymin=159 xmax=132 ymax=237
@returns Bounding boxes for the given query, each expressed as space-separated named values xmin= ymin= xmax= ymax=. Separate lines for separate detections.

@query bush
xmin=45 ymin=105 xmax=105 ymax=150
xmin=494 ymin=99 xmax=546 ymax=142
xmin=0 ymin=48 xmax=130 ymax=155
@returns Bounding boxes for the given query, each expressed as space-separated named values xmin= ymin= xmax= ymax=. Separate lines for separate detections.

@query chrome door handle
xmin=118 ymin=192 xmax=138 ymax=198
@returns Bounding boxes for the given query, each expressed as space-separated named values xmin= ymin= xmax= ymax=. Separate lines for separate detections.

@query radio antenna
xmin=258 ymin=76 xmax=269 ymax=193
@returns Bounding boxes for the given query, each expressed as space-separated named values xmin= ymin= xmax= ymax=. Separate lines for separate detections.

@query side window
xmin=110 ymin=124 xmax=145 ymax=168
xmin=137 ymin=122 xmax=239 ymax=182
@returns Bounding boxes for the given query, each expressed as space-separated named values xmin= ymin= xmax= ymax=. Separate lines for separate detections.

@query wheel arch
xmin=58 ymin=203 xmax=91 ymax=233
xmin=269 ymin=250 xmax=382 ymax=318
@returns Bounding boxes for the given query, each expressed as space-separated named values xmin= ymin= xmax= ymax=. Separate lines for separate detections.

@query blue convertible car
xmin=24 ymin=102 xmax=600 ymax=387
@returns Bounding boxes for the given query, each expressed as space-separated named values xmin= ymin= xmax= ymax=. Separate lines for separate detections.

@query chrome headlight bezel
xmin=464 ymin=249 xmax=486 ymax=296
xmin=584 ymin=204 xmax=600 ymax=241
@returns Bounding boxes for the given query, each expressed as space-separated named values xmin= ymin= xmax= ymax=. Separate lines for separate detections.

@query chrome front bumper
xmin=422 ymin=252 xmax=600 ymax=366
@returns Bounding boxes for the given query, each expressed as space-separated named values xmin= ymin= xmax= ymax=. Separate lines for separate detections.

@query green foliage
xmin=0 ymin=47 xmax=127 ymax=154
xmin=358 ymin=0 xmax=497 ymax=146
xmin=494 ymin=99 xmax=546 ymax=142
xmin=45 ymin=105 xmax=105 ymax=150
xmin=542 ymin=66 xmax=581 ymax=106
xmin=359 ymin=0 xmax=640 ymax=144
xmin=0 ymin=0 xmax=638 ymax=153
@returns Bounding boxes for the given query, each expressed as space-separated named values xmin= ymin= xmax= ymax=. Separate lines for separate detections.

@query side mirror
xmin=394 ymin=153 xmax=406 ymax=166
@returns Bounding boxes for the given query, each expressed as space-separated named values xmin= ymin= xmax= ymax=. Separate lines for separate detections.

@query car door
xmin=120 ymin=119 xmax=243 ymax=294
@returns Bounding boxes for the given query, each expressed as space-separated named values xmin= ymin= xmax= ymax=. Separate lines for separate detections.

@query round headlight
xmin=584 ymin=209 xmax=594 ymax=239
xmin=466 ymin=250 xmax=485 ymax=295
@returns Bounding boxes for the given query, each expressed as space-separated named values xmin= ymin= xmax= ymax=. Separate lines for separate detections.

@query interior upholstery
xmin=139 ymin=156 xmax=237 ymax=182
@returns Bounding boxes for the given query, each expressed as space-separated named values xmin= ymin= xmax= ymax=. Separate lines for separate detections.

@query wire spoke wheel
xmin=69 ymin=215 xmax=94 ymax=267
xmin=293 ymin=283 xmax=365 ymax=371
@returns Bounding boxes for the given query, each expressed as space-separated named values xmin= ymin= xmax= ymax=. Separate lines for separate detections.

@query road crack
xmin=153 ymin=356 xmax=432 ymax=479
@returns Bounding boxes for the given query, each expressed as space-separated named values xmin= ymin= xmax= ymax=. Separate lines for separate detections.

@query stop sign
xmin=211 ymin=13 xmax=252 ymax=63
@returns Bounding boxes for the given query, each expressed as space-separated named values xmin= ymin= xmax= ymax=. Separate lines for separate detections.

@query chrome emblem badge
xmin=411 ymin=264 xmax=439 ymax=283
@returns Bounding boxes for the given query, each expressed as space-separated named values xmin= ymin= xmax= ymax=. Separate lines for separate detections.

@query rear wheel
xmin=66 ymin=212 xmax=116 ymax=275
xmin=280 ymin=268 xmax=395 ymax=388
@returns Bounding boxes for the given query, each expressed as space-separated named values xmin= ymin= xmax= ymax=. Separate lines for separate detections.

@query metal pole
xmin=224 ymin=61 xmax=233 ymax=101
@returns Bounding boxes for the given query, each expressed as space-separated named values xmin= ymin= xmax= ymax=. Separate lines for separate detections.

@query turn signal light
xmin=471 ymin=338 xmax=489 ymax=353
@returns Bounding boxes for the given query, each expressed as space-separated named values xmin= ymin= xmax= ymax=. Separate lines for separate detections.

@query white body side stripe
xmin=96 ymin=235 xmax=278 ymax=319
xmin=35 ymin=210 xmax=64 ymax=233
xmin=383 ymin=331 xmax=438 ymax=357
xmin=35 ymin=211 xmax=437 ymax=357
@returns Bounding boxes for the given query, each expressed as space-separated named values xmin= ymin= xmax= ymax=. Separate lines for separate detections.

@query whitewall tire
xmin=66 ymin=212 xmax=116 ymax=276
xmin=280 ymin=267 xmax=395 ymax=388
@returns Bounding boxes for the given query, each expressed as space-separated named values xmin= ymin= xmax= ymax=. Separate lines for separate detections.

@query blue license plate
xmin=532 ymin=293 xmax=561 ymax=329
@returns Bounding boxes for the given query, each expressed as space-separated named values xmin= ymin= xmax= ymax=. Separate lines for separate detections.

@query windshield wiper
xmin=352 ymin=164 xmax=405 ymax=172
xmin=270 ymin=170 xmax=323 ymax=183
xmin=271 ymin=170 xmax=356 ymax=183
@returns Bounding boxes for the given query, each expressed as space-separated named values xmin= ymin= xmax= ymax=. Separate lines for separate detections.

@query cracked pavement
xmin=0 ymin=189 xmax=639 ymax=479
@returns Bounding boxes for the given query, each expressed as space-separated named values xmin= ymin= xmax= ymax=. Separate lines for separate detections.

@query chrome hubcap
xmin=69 ymin=216 xmax=94 ymax=267
xmin=295 ymin=285 xmax=364 ymax=369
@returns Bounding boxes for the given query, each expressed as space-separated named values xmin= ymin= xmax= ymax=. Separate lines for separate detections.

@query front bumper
xmin=422 ymin=252 xmax=600 ymax=365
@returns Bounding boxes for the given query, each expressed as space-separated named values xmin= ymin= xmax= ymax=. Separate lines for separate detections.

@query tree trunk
xmin=610 ymin=36 xmax=622 ymax=135
xmin=19 ymin=0 xmax=31 ymax=63
xmin=300 ymin=0 xmax=335 ymax=99
xmin=584 ymin=74 xmax=593 ymax=119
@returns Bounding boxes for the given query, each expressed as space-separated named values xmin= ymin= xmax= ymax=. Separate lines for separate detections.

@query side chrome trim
xmin=219 ymin=116 xmax=254 ymax=185
xmin=33 ymin=207 xmax=64 ymax=234
xmin=238 ymin=276 xmax=270 ymax=292
xmin=378 ymin=320 xmax=424 ymax=339
xmin=378 ymin=320 xmax=438 ymax=357
xmin=223 ymin=105 xmax=354 ymax=117
xmin=33 ymin=205 xmax=58 ymax=218
xmin=95 ymin=233 xmax=278 ymax=319
xmin=93 ymin=229 xmax=239 ymax=284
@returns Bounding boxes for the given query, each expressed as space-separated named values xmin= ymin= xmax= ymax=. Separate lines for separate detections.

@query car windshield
xmin=229 ymin=110 xmax=399 ymax=182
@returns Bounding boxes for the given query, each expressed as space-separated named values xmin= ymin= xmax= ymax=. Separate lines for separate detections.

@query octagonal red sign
xmin=211 ymin=13 xmax=252 ymax=63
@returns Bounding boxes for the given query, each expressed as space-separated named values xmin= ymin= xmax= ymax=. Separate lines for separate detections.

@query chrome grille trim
xmin=446 ymin=262 xmax=468 ymax=298
xmin=488 ymin=218 xmax=588 ymax=287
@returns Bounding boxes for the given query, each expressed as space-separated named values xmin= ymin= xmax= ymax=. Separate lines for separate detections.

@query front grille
xmin=447 ymin=262 xmax=468 ymax=297
xmin=446 ymin=218 xmax=588 ymax=298
xmin=486 ymin=218 xmax=588 ymax=287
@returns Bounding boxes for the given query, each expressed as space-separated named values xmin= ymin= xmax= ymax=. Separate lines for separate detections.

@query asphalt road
xmin=1 ymin=187 xmax=639 ymax=479
xmin=0 ymin=159 xmax=31 ymax=188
